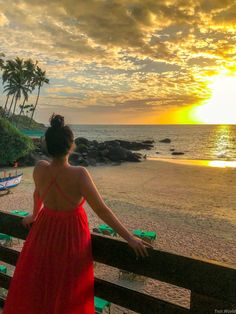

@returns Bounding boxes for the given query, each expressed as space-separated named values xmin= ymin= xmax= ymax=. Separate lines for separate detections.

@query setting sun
xmin=191 ymin=73 xmax=236 ymax=124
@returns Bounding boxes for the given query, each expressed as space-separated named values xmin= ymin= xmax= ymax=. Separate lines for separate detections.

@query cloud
xmin=0 ymin=0 xmax=235 ymax=123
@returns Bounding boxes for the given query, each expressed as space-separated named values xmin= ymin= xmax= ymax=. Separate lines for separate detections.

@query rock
xmin=159 ymin=138 xmax=171 ymax=143
xmin=171 ymin=152 xmax=184 ymax=155
xmin=18 ymin=152 xmax=50 ymax=166
xmin=156 ymin=152 xmax=160 ymax=154
xmin=126 ymin=151 xmax=142 ymax=162
xmin=88 ymin=158 xmax=97 ymax=166
xmin=69 ymin=152 xmax=80 ymax=164
xmin=115 ymin=139 xmax=154 ymax=151
xmin=100 ymin=149 xmax=109 ymax=157
xmin=143 ymin=140 xmax=154 ymax=144
xmin=75 ymin=143 xmax=88 ymax=153
xmin=170 ymin=148 xmax=175 ymax=151
xmin=101 ymin=157 xmax=112 ymax=164
xmin=98 ymin=143 xmax=107 ymax=150
xmin=107 ymin=146 xmax=128 ymax=161
xmin=75 ymin=137 xmax=90 ymax=146
xmin=23 ymin=136 xmax=153 ymax=167
xmin=87 ymin=149 xmax=99 ymax=159
xmin=80 ymin=159 xmax=89 ymax=167
xmin=104 ymin=140 xmax=120 ymax=147
xmin=92 ymin=140 xmax=98 ymax=146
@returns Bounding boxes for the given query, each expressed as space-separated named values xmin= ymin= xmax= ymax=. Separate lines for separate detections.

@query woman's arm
xmin=78 ymin=167 xmax=153 ymax=257
xmin=22 ymin=162 xmax=44 ymax=228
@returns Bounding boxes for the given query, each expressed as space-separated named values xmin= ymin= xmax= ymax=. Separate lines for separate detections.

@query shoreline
xmin=2 ymin=154 xmax=236 ymax=173
xmin=148 ymin=157 xmax=236 ymax=168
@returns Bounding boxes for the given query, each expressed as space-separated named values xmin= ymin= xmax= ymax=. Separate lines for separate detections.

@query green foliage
xmin=0 ymin=54 xmax=49 ymax=125
xmin=11 ymin=114 xmax=46 ymax=130
xmin=0 ymin=117 xmax=34 ymax=165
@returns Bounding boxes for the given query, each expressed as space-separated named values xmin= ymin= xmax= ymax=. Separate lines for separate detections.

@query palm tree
xmin=4 ymin=70 xmax=31 ymax=121
xmin=29 ymin=66 xmax=49 ymax=126
xmin=17 ymin=59 xmax=36 ymax=123
xmin=0 ymin=53 xmax=4 ymax=69
xmin=2 ymin=59 xmax=21 ymax=117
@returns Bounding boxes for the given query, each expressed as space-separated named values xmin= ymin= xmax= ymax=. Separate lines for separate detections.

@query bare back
xmin=34 ymin=160 xmax=84 ymax=211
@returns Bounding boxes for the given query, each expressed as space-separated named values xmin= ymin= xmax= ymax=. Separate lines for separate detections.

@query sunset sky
xmin=0 ymin=0 xmax=236 ymax=124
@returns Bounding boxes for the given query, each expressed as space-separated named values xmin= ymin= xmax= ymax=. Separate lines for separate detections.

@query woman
xmin=3 ymin=114 xmax=152 ymax=314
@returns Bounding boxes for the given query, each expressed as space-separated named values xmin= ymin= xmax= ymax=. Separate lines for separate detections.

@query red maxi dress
xmin=3 ymin=175 xmax=95 ymax=314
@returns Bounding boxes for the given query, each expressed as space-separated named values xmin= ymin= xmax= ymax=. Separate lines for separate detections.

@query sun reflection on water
xmin=211 ymin=125 xmax=235 ymax=160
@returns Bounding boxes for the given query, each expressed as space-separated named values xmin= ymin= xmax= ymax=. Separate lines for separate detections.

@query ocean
xmin=70 ymin=124 xmax=236 ymax=162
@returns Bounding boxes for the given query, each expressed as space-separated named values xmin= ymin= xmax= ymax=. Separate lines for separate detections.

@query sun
xmin=191 ymin=73 xmax=236 ymax=124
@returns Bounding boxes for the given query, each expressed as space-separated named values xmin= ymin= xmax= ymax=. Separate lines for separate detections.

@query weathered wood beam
xmin=0 ymin=210 xmax=236 ymax=304
xmin=0 ymin=273 xmax=189 ymax=314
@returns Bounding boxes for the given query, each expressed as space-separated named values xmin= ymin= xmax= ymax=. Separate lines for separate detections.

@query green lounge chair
xmin=98 ymin=224 xmax=117 ymax=236
xmin=0 ymin=265 xmax=7 ymax=274
xmin=133 ymin=229 xmax=157 ymax=243
xmin=94 ymin=296 xmax=111 ymax=313
xmin=0 ymin=233 xmax=13 ymax=247
xmin=10 ymin=210 xmax=29 ymax=217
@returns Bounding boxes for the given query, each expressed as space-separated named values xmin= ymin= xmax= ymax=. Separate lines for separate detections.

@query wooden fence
xmin=0 ymin=210 xmax=235 ymax=313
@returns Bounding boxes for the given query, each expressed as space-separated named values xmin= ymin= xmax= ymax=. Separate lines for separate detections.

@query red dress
xmin=3 ymin=175 xmax=95 ymax=314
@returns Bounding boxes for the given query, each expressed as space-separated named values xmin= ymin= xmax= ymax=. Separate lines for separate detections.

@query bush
xmin=0 ymin=117 xmax=34 ymax=165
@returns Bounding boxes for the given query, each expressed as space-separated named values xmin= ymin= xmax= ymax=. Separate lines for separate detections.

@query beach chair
xmin=93 ymin=227 xmax=102 ymax=234
xmin=0 ymin=265 xmax=8 ymax=298
xmin=94 ymin=296 xmax=111 ymax=314
xmin=97 ymin=224 xmax=117 ymax=237
xmin=10 ymin=210 xmax=29 ymax=217
xmin=132 ymin=229 xmax=157 ymax=244
xmin=0 ymin=233 xmax=13 ymax=247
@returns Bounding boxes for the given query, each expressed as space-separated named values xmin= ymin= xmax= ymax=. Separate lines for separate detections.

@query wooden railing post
xmin=190 ymin=291 xmax=236 ymax=314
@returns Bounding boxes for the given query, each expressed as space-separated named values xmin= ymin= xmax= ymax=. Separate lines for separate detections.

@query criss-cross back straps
xmin=40 ymin=172 xmax=60 ymax=202
xmin=40 ymin=171 xmax=81 ymax=207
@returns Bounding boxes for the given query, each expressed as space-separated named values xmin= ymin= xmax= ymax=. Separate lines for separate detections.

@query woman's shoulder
xmin=35 ymin=159 xmax=50 ymax=169
xmin=33 ymin=160 xmax=50 ymax=176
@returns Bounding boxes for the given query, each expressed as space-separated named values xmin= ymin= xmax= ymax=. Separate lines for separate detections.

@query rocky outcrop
xmin=171 ymin=151 xmax=184 ymax=155
xmin=159 ymin=138 xmax=171 ymax=143
xmin=18 ymin=137 xmax=154 ymax=167
xmin=69 ymin=137 xmax=153 ymax=166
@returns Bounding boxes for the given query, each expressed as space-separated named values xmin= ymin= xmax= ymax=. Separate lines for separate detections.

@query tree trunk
xmin=29 ymin=85 xmax=40 ymax=127
xmin=2 ymin=94 xmax=9 ymax=117
xmin=7 ymin=95 xmax=15 ymax=118
xmin=16 ymin=97 xmax=27 ymax=126
xmin=11 ymin=96 xmax=18 ymax=122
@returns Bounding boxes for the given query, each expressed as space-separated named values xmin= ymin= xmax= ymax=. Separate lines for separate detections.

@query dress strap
xmin=53 ymin=181 xmax=80 ymax=207
xmin=41 ymin=170 xmax=84 ymax=207
xmin=40 ymin=172 xmax=60 ymax=202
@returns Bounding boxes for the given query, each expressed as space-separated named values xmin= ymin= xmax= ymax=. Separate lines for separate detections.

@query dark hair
xmin=45 ymin=114 xmax=74 ymax=157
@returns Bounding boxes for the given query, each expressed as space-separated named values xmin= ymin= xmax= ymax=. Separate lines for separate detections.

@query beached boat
xmin=0 ymin=173 xmax=23 ymax=192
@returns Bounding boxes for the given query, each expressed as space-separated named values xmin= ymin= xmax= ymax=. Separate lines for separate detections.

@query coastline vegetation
xmin=0 ymin=117 xmax=34 ymax=166
xmin=0 ymin=53 xmax=49 ymax=129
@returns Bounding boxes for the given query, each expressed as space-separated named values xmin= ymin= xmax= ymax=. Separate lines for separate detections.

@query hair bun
xmin=50 ymin=114 xmax=65 ymax=128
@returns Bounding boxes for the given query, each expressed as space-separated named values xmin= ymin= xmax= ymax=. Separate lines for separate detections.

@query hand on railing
xmin=21 ymin=214 xmax=35 ymax=229
xmin=127 ymin=235 xmax=153 ymax=258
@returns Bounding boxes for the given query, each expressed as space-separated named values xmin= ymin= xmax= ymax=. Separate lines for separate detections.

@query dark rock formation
xmin=159 ymin=138 xmax=171 ymax=143
xmin=171 ymin=152 xmax=184 ymax=155
xmin=19 ymin=137 xmax=154 ymax=167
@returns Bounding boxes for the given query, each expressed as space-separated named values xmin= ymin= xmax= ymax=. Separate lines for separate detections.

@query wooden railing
xmin=0 ymin=210 xmax=235 ymax=313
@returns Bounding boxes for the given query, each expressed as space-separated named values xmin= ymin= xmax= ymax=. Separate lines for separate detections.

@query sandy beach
xmin=1 ymin=159 xmax=236 ymax=312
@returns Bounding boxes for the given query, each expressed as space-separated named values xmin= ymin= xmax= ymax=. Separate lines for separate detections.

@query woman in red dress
xmin=3 ymin=114 xmax=152 ymax=314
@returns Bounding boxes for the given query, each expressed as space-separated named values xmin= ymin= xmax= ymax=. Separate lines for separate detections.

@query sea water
xmin=70 ymin=124 xmax=236 ymax=162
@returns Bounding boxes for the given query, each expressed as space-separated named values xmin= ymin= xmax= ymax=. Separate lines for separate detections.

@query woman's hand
xmin=127 ymin=236 xmax=153 ymax=258
xmin=21 ymin=214 xmax=35 ymax=229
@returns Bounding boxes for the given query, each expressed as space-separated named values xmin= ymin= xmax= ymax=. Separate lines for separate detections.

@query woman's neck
xmin=51 ymin=156 xmax=69 ymax=167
